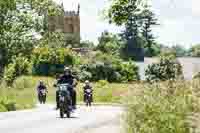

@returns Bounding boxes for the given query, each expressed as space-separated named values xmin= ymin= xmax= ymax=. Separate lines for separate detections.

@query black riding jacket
xmin=37 ymin=84 xmax=47 ymax=92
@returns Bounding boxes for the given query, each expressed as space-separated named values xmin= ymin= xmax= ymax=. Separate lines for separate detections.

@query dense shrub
xmin=189 ymin=44 xmax=200 ymax=57
xmin=145 ymin=55 xmax=183 ymax=82
xmin=79 ymin=62 xmax=116 ymax=82
xmin=4 ymin=55 xmax=31 ymax=85
xmin=193 ymin=72 xmax=200 ymax=79
xmin=79 ymin=54 xmax=140 ymax=82
xmin=119 ymin=61 xmax=139 ymax=82
xmin=125 ymin=81 xmax=200 ymax=133
xmin=32 ymin=47 xmax=77 ymax=75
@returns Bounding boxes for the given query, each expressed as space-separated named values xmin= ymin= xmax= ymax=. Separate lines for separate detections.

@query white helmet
xmin=85 ymin=80 xmax=89 ymax=84
xmin=64 ymin=67 xmax=70 ymax=71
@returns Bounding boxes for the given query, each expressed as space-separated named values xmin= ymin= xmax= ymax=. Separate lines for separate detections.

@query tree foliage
xmin=32 ymin=47 xmax=76 ymax=75
xmin=97 ymin=31 xmax=122 ymax=54
xmin=0 ymin=0 xmax=61 ymax=75
xmin=4 ymin=55 xmax=31 ymax=85
xmin=141 ymin=7 xmax=158 ymax=57
xmin=105 ymin=0 xmax=158 ymax=59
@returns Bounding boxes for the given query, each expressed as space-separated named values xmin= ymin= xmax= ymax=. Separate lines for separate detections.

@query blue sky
xmin=56 ymin=0 xmax=200 ymax=48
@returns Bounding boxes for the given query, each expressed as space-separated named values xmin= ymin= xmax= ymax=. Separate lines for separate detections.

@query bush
xmin=32 ymin=47 xmax=77 ymax=76
xmin=0 ymin=104 xmax=7 ymax=112
xmin=193 ymin=72 xmax=200 ymax=79
xmin=189 ymin=44 xmax=200 ymax=57
xmin=145 ymin=55 xmax=183 ymax=82
xmin=80 ymin=57 xmax=139 ymax=82
xmin=4 ymin=55 xmax=31 ymax=85
xmin=0 ymin=98 xmax=16 ymax=111
xmin=125 ymin=81 xmax=200 ymax=133
xmin=120 ymin=61 xmax=140 ymax=82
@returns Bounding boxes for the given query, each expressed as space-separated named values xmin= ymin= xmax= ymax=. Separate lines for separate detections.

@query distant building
xmin=47 ymin=2 xmax=80 ymax=44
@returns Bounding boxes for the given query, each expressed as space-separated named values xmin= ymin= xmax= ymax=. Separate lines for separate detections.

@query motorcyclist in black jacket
xmin=83 ymin=80 xmax=93 ymax=104
xmin=56 ymin=67 xmax=77 ymax=110
xmin=37 ymin=80 xmax=47 ymax=104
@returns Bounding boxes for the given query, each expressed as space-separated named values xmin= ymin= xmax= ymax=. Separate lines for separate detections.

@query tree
xmin=4 ymin=54 xmax=31 ymax=85
xmin=144 ymin=42 xmax=161 ymax=57
xmin=97 ymin=31 xmax=122 ymax=54
xmin=141 ymin=7 xmax=158 ymax=57
xmin=38 ymin=32 xmax=66 ymax=48
xmin=106 ymin=0 xmax=143 ymax=57
xmin=105 ymin=0 xmax=158 ymax=60
xmin=0 ymin=0 xmax=61 ymax=75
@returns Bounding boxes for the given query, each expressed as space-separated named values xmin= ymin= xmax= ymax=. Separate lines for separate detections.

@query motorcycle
xmin=57 ymin=84 xmax=72 ymax=118
xmin=38 ymin=89 xmax=47 ymax=104
xmin=84 ymin=88 xmax=93 ymax=106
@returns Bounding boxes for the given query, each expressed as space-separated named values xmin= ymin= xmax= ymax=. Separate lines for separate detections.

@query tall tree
xmin=107 ymin=0 xmax=142 ymax=42
xmin=141 ymin=6 xmax=158 ymax=57
xmin=0 ymin=0 xmax=60 ymax=75
xmin=105 ymin=0 xmax=158 ymax=60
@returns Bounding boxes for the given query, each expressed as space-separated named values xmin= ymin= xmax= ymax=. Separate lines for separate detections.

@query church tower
xmin=47 ymin=2 xmax=80 ymax=44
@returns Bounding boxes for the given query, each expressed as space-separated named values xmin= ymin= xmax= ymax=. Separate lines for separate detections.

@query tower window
xmin=69 ymin=24 xmax=74 ymax=33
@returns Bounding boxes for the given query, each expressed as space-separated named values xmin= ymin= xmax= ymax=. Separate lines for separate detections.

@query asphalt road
xmin=0 ymin=105 xmax=123 ymax=133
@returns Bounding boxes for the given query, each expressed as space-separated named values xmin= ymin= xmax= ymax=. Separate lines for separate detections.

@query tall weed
xmin=125 ymin=80 xmax=200 ymax=133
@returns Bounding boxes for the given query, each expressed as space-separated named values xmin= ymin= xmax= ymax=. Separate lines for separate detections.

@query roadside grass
xmin=0 ymin=76 xmax=130 ymax=112
xmin=125 ymin=79 xmax=200 ymax=133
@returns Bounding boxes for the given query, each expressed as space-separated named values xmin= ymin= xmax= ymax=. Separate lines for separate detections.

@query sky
xmin=55 ymin=0 xmax=200 ymax=48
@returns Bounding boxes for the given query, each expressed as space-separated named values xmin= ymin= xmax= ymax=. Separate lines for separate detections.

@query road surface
xmin=0 ymin=105 xmax=123 ymax=133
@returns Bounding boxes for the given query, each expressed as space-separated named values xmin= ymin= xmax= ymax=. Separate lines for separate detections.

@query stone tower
xmin=48 ymin=2 xmax=80 ymax=44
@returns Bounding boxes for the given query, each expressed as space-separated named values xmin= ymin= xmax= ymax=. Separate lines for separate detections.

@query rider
xmin=83 ymin=80 xmax=93 ymax=103
xmin=56 ymin=67 xmax=77 ymax=110
xmin=37 ymin=80 xmax=47 ymax=103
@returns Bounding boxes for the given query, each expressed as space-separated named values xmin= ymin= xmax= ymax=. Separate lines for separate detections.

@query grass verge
xmin=125 ymin=79 xmax=200 ymax=133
